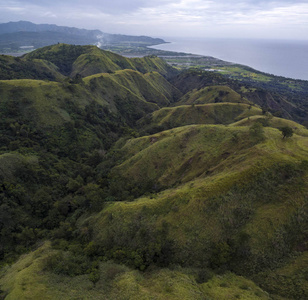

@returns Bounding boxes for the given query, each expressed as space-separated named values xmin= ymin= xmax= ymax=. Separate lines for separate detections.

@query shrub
xmin=43 ymin=251 xmax=90 ymax=277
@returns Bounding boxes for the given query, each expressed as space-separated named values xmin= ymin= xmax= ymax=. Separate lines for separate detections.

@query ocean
xmin=150 ymin=37 xmax=308 ymax=81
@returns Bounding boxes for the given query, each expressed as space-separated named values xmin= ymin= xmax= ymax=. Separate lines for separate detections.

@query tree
xmin=280 ymin=126 xmax=293 ymax=139
xmin=249 ymin=122 xmax=264 ymax=142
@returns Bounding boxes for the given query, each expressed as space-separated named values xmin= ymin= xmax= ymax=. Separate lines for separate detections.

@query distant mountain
xmin=0 ymin=21 xmax=166 ymax=53
xmin=0 ymin=20 xmax=101 ymax=37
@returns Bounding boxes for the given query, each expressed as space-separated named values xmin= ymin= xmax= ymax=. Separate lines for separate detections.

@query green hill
xmin=2 ymin=124 xmax=306 ymax=299
xmin=88 ymin=125 xmax=308 ymax=298
xmin=84 ymin=69 xmax=181 ymax=107
xmin=0 ymin=44 xmax=176 ymax=82
xmin=178 ymin=85 xmax=251 ymax=105
xmin=24 ymin=44 xmax=175 ymax=78
xmin=0 ymin=54 xmax=65 ymax=81
xmin=0 ymin=241 xmax=271 ymax=300
xmin=0 ymin=44 xmax=307 ymax=300
xmin=0 ymin=66 xmax=179 ymax=138
xmin=170 ymin=69 xmax=308 ymax=123
xmin=138 ymin=103 xmax=262 ymax=133
xmin=230 ymin=115 xmax=308 ymax=136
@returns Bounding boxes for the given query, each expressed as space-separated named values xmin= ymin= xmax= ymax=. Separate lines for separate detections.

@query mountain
xmin=0 ymin=44 xmax=307 ymax=300
xmin=0 ymin=21 xmax=166 ymax=53
xmin=170 ymin=68 xmax=308 ymax=124
xmin=0 ymin=43 xmax=176 ymax=79
xmin=0 ymin=21 xmax=102 ymax=37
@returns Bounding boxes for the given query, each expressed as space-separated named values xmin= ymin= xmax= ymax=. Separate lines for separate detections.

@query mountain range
xmin=0 ymin=21 xmax=166 ymax=53
xmin=0 ymin=43 xmax=307 ymax=299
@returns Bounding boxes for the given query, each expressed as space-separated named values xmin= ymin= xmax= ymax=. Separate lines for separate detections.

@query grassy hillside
xmin=0 ymin=44 xmax=177 ymax=82
xmin=170 ymin=69 xmax=308 ymax=123
xmin=23 ymin=44 xmax=176 ymax=79
xmin=0 ymin=242 xmax=271 ymax=300
xmin=0 ymin=44 xmax=307 ymax=300
xmin=24 ymin=44 xmax=91 ymax=76
xmin=84 ymin=69 xmax=180 ymax=108
xmin=84 ymin=124 xmax=308 ymax=299
xmin=0 ymin=54 xmax=65 ymax=81
xmin=230 ymin=115 xmax=308 ymax=137
xmin=138 ymin=103 xmax=262 ymax=133
xmin=178 ymin=85 xmax=251 ymax=105
xmin=0 ymin=66 xmax=179 ymax=141
xmin=71 ymin=46 xmax=136 ymax=77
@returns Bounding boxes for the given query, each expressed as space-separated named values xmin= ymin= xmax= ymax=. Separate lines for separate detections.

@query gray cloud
xmin=0 ymin=0 xmax=307 ymax=39
xmin=1 ymin=0 xmax=175 ymax=14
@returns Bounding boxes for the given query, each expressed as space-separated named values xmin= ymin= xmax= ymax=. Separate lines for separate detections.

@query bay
xmin=150 ymin=37 xmax=308 ymax=81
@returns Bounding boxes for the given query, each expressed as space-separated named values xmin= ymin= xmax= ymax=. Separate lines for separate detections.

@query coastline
xmin=149 ymin=38 xmax=308 ymax=81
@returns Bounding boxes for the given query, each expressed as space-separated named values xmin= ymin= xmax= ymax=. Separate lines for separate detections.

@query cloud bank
xmin=1 ymin=0 xmax=307 ymax=39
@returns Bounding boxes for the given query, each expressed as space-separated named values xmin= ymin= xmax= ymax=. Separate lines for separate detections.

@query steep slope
xmin=131 ymin=55 xmax=178 ymax=78
xmin=243 ymin=89 xmax=296 ymax=120
xmin=83 ymin=71 xmax=159 ymax=124
xmin=0 ymin=58 xmax=181 ymax=260
xmin=84 ymin=69 xmax=181 ymax=106
xmin=170 ymin=69 xmax=231 ymax=94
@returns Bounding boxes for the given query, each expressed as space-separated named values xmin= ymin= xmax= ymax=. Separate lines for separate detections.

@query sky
xmin=1 ymin=0 xmax=308 ymax=40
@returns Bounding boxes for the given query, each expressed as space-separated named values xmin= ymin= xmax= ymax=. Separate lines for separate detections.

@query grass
xmin=0 ymin=79 xmax=83 ymax=127
xmin=145 ymin=103 xmax=262 ymax=129
xmin=230 ymin=115 xmax=308 ymax=137
xmin=201 ymin=272 xmax=270 ymax=299
xmin=109 ymin=125 xmax=250 ymax=188
xmin=110 ymin=124 xmax=301 ymax=194
xmin=83 ymin=69 xmax=178 ymax=108
xmin=0 ymin=242 xmax=270 ymax=300
xmin=178 ymin=85 xmax=251 ymax=105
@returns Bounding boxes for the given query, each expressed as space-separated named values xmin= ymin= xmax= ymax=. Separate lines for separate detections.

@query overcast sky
xmin=1 ymin=0 xmax=308 ymax=40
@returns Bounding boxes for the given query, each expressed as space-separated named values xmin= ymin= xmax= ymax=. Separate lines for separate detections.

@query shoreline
xmin=149 ymin=39 xmax=308 ymax=81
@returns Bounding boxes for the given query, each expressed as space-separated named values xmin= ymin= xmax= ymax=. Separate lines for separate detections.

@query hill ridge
xmin=0 ymin=43 xmax=307 ymax=300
